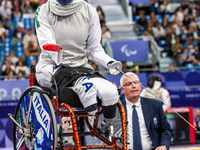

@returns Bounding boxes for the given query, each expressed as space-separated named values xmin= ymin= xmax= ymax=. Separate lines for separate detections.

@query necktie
xmin=132 ymin=105 xmax=142 ymax=150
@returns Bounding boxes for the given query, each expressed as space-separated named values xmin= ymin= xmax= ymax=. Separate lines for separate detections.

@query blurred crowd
xmin=0 ymin=0 xmax=44 ymax=80
xmin=2 ymin=0 xmax=200 ymax=80
xmin=136 ymin=0 xmax=200 ymax=71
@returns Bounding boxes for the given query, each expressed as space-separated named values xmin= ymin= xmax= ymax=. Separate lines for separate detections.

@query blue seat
xmin=145 ymin=15 xmax=150 ymax=21
xmin=156 ymin=14 xmax=163 ymax=24
xmin=158 ymin=39 xmax=170 ymax=50
xmin=195 ymin=63 xmax=200 ymax=71
xmin=3 ymin=38 xmax=12 ymax=57
xmin=185 ymin=63 xmax=195 ymax=71
xmin=164 ymin=14 xmax=171 ymax=21
xmin=158 ymin=39 xmax=167 ymax=46
xmin=23 ymin=18 xmax=32 ymax=30
xmin=5 ymin=29 xmax=12 ymax=39
xmin=15 ymin=42 xmax=25 ymax=58
xmin=13 ymin=17 xmax=22 ymax=30
xmin=134 ymin=15 xmax=140 ymax=23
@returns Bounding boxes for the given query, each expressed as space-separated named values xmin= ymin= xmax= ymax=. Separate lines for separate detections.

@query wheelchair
xmin=8 ymin=66 xmax=127 ymax=150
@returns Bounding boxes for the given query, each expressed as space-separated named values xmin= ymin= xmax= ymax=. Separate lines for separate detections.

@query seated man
xmin=35 ymin=0 xmax=122 ymax=134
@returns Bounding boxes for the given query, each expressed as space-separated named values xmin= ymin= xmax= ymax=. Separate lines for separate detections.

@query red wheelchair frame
xmin=13 ymin=69 xmax=127 ymax=150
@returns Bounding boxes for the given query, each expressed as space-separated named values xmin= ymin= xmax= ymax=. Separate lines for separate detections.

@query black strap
xmin=52 ymin=67 xmax=105 ymax=92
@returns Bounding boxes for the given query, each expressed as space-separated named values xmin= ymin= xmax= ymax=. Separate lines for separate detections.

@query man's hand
xmin=107 ymin=61 xmax=122 ymax=75
xmin=155 ymin=145 xmax=167 ymax=150
xmin=61 ymin=117 xmax=71 ymax=131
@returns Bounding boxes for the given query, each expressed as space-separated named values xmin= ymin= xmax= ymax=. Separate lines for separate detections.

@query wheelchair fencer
xmin=8 ymin=65 xmax=127 ymax=150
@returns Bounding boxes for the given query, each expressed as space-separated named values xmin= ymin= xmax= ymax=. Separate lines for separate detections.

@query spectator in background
xmin=143 ymin=24 xmax=164 ymax=52
xmin=194 ymin=108 xmax=200 ymax=141
xmin=177 ymin=47 xmax=194 ymax=66
xmin=1 ymin=60 xmax=15 ymax=79
xmin=11 ymin=22 xmax=27 ymax=51
xmin=23 ymin=28 xmax=40 ymax=56
xmin=169 ymin=9 xmax=181 ymax=23
xmin=9 ymin=50 xmax=19 ymax=65
xmin=144 ymin=22 xmax=154 ymax=36
xmin=191 ymin=45 xmax=200 ymax=64
xmin=12 ymin=0 xmax=23 ymax=18
xmin=148 ymin=12 xmax=158 ymax=26
xmin=177 ymin=6 xmax=184 ymax=23
xmin=152 ymin=21 xmax=166 ymax=41
xmin=187 ymin=24 xmax=194 ymax=37
xmin=162 ymin=16 xmax=170 ymax=29
xmin=185 ymin=3 xmax=197 ymax=20
xmin=101 ymin=26 xmax=112 ymax=47
xmin=0 ymin=0 xmax=12 ymax=20
xmin=2 ymin=55 xmax=15 ymax=72
xmin=193 ymin=16 xmax=200 ymax=29
xmin=179 ymin=26 xmax=188 ymax=44
xmin=22 ymin=0 xmax=35 ymax=14
xmin=16 ymin=70 xmax=26 ymax=79
xmin=99 ymin=13 xmax=106 ymax=27
xmin=191 ymin=25 xmax=200 ymax=41
xmin=2 ymin=15 xmax=13 ymax=32
xmin=15 ymin=59 xmax=29 ymax=78
xmin=182 ymin=15 xmax=191 ymax=30
xmin=4 ymin=69 xmax=16 ymax=80
xmin=96 ymin=5 xmax=105 ymax=20
xmin=183 ymin=36 xmax=197 ymax=53
xmin=181 ymin=0 xmax=189 ymax=11
xmin=30 ymin=59 xmax=37 ymax=66
xmin=0 ymin=21 xmax=7 ymax=42
xmin=137 ymin=10 xmax=147 ymax=35
xmin=165 ymin=27 xmax=177 ymax=48
xmin=150 ymin=0 xmax=160 ymax=14
xmin=169 ymin=63 xmax=176 ymax=72
xmin=160 ymin=0 xmax=171 ymax=15
xmin=171 ymin=36 xmax=183 ymax=58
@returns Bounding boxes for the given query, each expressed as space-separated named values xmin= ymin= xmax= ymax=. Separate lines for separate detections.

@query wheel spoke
xmin=26 ymin=95 xmax=33 ymax=126
xmin=13 ymin=87 xmax=58 ymax=150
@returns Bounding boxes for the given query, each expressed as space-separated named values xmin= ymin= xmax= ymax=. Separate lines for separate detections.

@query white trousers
xmin=35 ymin=60 xmax=118 ymax=114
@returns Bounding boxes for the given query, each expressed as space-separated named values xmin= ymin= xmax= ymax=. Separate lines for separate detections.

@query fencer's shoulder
xmin=82 ymin=1 xmax=96 ymax=12
xmin=36 ymin=2 xmax=47 ymax=14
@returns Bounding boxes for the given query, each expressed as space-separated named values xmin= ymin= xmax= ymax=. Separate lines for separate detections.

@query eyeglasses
xmin=123 ymin=81 xmax=140 ymax=87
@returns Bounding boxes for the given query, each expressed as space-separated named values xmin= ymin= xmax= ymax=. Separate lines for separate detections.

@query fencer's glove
xmin=107 ymin=61 xmax=122 ymax=75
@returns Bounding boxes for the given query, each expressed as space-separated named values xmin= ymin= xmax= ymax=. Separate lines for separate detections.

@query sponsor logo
xmin=121 ymin=44 xmax=137 ymax=57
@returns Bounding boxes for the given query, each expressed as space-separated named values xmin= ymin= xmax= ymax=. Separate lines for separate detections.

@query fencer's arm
xmin=161 ymin=89 xmax=171 ymax=112
xmin=35 ymin=5 xmax=62 ymax=65
xmin=86 ymin=7 xmax=115 ymax=69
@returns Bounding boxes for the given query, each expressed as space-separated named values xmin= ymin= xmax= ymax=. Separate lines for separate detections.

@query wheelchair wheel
xmin=13 ymin=86 xmax=58 ymax=150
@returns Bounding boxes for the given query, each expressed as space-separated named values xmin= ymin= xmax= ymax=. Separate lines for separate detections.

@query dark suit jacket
xmin=120 ymin=94 xmax=172 ymax=149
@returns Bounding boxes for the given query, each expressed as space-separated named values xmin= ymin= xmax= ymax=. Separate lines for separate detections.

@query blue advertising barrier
xmin=0 ymin=79 xmax=29 ymax=101
xmin=104 ymin=71 xmax=200 ymax=107
xmin=110 ymin=40 xmax=148 ymax=62
xmin=1 ymin=71 xmax=200 ymax=148
xmin=129 ymin=0 xmax=151 ymax=5
xmin=0 ymin=101 xmax=17 ymax=148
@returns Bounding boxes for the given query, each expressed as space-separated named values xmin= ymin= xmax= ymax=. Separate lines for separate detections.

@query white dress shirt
xmin=126 ymin=98 xmax=154 ymax=150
